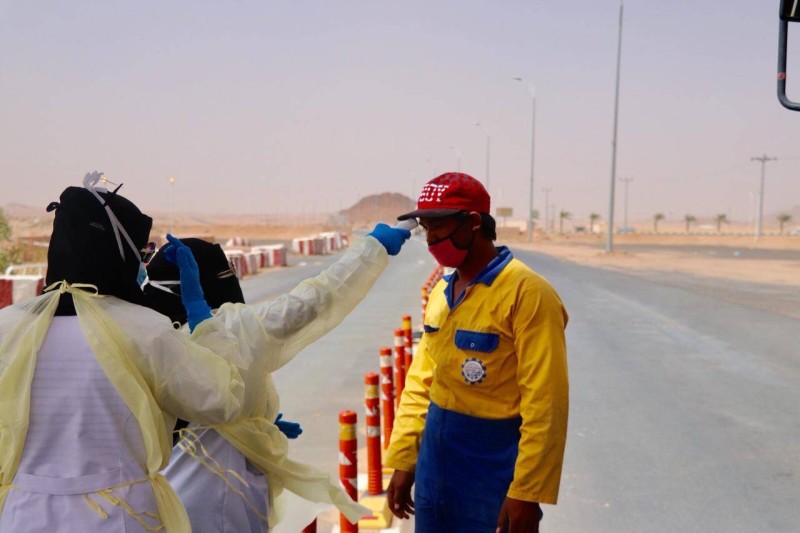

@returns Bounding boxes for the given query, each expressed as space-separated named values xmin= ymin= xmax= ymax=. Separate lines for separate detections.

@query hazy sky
xmin=2 ymin=1 xmax=800 ymax=224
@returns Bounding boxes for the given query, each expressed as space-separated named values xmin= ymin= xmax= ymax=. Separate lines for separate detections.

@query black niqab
xmin=144 ymin=238 xmax=245 ymax=325
xmin=144 ymin=237 xmax=245 ymax=442
xmin=46 ymin=186 xmax=152 ymax=313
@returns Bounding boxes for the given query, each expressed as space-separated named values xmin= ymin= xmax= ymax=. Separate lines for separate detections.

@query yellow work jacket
xmin=385 ymin=247 xmax=569 ymax=504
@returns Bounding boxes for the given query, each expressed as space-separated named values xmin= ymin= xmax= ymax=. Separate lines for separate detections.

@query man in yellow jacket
xmin=385 ymin=172 xmax=569 ymax=533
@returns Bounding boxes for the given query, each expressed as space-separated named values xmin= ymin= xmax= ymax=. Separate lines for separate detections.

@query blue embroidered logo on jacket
xmin=461 ymin=357 xmax=487 ymax=385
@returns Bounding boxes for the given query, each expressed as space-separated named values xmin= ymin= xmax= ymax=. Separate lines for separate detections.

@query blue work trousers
xmin=414 ymin=402 xmax=522 ymax=533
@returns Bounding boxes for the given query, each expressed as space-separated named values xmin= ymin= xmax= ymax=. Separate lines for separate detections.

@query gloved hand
xmin=275 ymin=413 xmax=303 ymax=439
xmin=368 ymin=223 xmax=411 ymax=256
xmin=163 ymin=234 xmax=212 ymax=331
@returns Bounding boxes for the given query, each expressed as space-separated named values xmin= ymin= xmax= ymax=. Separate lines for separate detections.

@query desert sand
xmin=505 ymin=232 xmax=799 ymax=289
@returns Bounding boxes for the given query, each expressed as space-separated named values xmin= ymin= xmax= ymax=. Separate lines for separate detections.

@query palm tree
xmin=589 ymin=213 xmax=601 ymax=233
xmin=653 ymin=212 xmax=665 ymax=233
xmin=714 ymin=213 xmax=728 ymax=233
xmin=777 ymin=213 xmax=792 ymax=234
xmin=559 ymin=210 xmax=571 ymax=234
xmin=0 ymin=207 xmax=10 ymax=241
xmin=684 ymin=214 xmax=696 ymax=233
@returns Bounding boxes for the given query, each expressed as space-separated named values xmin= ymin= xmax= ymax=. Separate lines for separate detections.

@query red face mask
xmin=427 ymin=216 xmax=473 ymax=268
xmin=428 ymin=238 xmax=469 ymax=268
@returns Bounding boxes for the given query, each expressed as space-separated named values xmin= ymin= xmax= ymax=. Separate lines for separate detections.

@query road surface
xmin=242 ymin=235 xmax=800 ymax=532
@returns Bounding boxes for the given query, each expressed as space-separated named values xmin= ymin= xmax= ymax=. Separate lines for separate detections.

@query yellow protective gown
xmin=166 ymin=235 xmax=388 ymax=531
xmin=0 ymin=282 xmax=245 ymax=532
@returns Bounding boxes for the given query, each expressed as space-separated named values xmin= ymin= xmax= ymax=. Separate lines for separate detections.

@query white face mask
xmin=137 ymin=263 xmax=148 ymax=287
xmin=142 ymin=279 xmax=181 ymax=296
xmin=83 ymin=172 xmax=144 ymax=265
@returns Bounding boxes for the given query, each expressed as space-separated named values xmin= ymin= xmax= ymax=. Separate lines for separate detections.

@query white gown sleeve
xmin=98 ymin=298 xmax=245 ymax=425
xmin=223 ymin=235 xmax=388 ymax=373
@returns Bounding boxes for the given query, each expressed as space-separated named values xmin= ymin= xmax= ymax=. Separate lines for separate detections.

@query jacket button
xmin=470 ymin=343 xmax=475 ymax=348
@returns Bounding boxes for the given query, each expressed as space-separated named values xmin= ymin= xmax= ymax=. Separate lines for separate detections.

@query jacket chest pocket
xmin=454 ymin=329 xmax=500 ymax=353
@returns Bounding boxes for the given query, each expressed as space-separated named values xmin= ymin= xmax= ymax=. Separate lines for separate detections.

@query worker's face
xmin=419 ymin=212 xmax=477 ymax=248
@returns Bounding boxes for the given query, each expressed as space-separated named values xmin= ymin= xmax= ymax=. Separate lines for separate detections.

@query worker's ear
xmin=467 ymin=211 xmax=482 ymax=231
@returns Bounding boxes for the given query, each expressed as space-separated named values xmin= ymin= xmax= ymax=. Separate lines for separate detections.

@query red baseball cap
xmin=397 ymin=172 xmax=491 ymax=220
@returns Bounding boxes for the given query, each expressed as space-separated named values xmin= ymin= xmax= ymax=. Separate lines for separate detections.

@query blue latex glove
xmin=163 ymin=234 xmax=212 ymax=331
xmin=368 ymin=223 xmax=411 ymax=256
xmin=275 ymin=413 xmax=303 ymax=439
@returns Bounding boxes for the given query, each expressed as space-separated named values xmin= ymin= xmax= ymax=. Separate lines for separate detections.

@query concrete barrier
xmin=0 ymin=275 xmax=44 ymax=309
xmin=292 ymin=232 xmax=348 ymax=256
xmin=252 ymin=244 xmax=287 ymax=267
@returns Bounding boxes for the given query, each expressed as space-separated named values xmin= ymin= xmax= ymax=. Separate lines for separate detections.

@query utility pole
xmin=541 ymin=187 xmax=552 ymax=233
xmin=513 ymin=78 xmax=537 ymax=242
xmin=750 ymin=154 xmax=777 ymax=239
xmin=620 ymin=177 xmax=633 ymax=230
xmin=606 ymin=0 xmax=624 ymax=252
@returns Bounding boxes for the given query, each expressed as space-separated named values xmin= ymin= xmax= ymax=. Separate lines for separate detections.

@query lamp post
xmin=513 ymin=77 xmax=536 ymax=242
xmin=168 ymin=176 xmax=176 ymax=234
xmin=472 ymin=122 xmax=491 ymax=192
xmin=448 ymin=146 xmax=462 ymax=172
xmin=606 ymin=0 xmax=625 ymax=253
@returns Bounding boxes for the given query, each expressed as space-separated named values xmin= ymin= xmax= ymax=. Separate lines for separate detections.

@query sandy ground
xmin=9 ymin=211 xmax=799 ymax=291
xmin=502 ymin=232 xmax=800 ymax=289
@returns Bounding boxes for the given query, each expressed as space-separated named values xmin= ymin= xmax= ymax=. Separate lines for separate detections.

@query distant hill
xmin=2 ymin=193 xmax=418 ymax=239
xmin=3 ymin=202 xmax=49 ymax=218
xmin=339 ymin=192 xmax=416 ymax=227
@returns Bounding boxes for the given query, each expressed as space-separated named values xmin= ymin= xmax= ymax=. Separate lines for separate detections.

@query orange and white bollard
xmin=379 ymin=347 xmax=395 ymax=449
xmin=339 ymin=410 xmax=358 ymax=532
xmin=364 ymin=373 xmax=382 ymax=495
xmin=421 ymin=287 xmax=429 ymax=324
xmin=393 ymin=329 xmax=406 ymax=408
xmin=402 ymin=314 xmax=414 ymax=368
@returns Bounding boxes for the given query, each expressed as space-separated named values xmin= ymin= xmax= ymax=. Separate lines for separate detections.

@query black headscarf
xmin=143 ymin=237 xmax=245 ymax=443
xmin=144 ymin=238 xmax=245 ymax=325
xmin=46 ymin=185 xmax=152 ymax=313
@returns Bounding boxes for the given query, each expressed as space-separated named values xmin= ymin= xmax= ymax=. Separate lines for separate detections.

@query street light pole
xmin=750 ymin=154 xmax=777 ymax=239
xmin=606 ymin=0 xmax=624 ymax=253
xmin=473 ymin=122 xmax=491 ymax=192
xmin=168 ymin=176 xmax=176 ymax=234
xmin=620 ymin=177 xmax=633 ymax=230
xmin=513 ymin=77 xmax=536 ymax=242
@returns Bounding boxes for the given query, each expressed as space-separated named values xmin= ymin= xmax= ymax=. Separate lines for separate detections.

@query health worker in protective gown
xmin=0 ymin=172 xmax=245 ymax=533
xmin=144 ymin=223 xmax=411 ymax=533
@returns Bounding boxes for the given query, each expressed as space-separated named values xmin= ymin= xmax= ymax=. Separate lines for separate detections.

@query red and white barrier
xmin=393 ymin=329 xmax=406 ymax=409
xmin=251 ymin=244 xmax=287 ymax=267
xmin=223 ymin=244 xmax=287 ymax=279
xmin=0 ymin=275 xmax=44 ymax=309
xmin=379 ymin=347 xmax=394 ymax=450
xmin=402 ymin=314 xmax=414 ymax=371
xmin=364 ymin=373 xmax=382 ymax=496
xmin=339 ymin=410 xmax=359 ymax=533
xmin=224 ymin=251 xmax=245 ymax=279
xmin=319 ymin=231 xmax=344 ymax=253
xmin=292 ymin=232 xmax=347 ymax=256
xmin=225 ymin=236 xmax=251 ymax=247
xmin=243 ymin=253 xmax=260 ymax=276
xmin=292 ymin=237 xmax=314 ymax=256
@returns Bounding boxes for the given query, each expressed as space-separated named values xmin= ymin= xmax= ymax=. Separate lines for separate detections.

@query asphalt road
xmin=242 ymin=236 xmax=800 ymax=533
